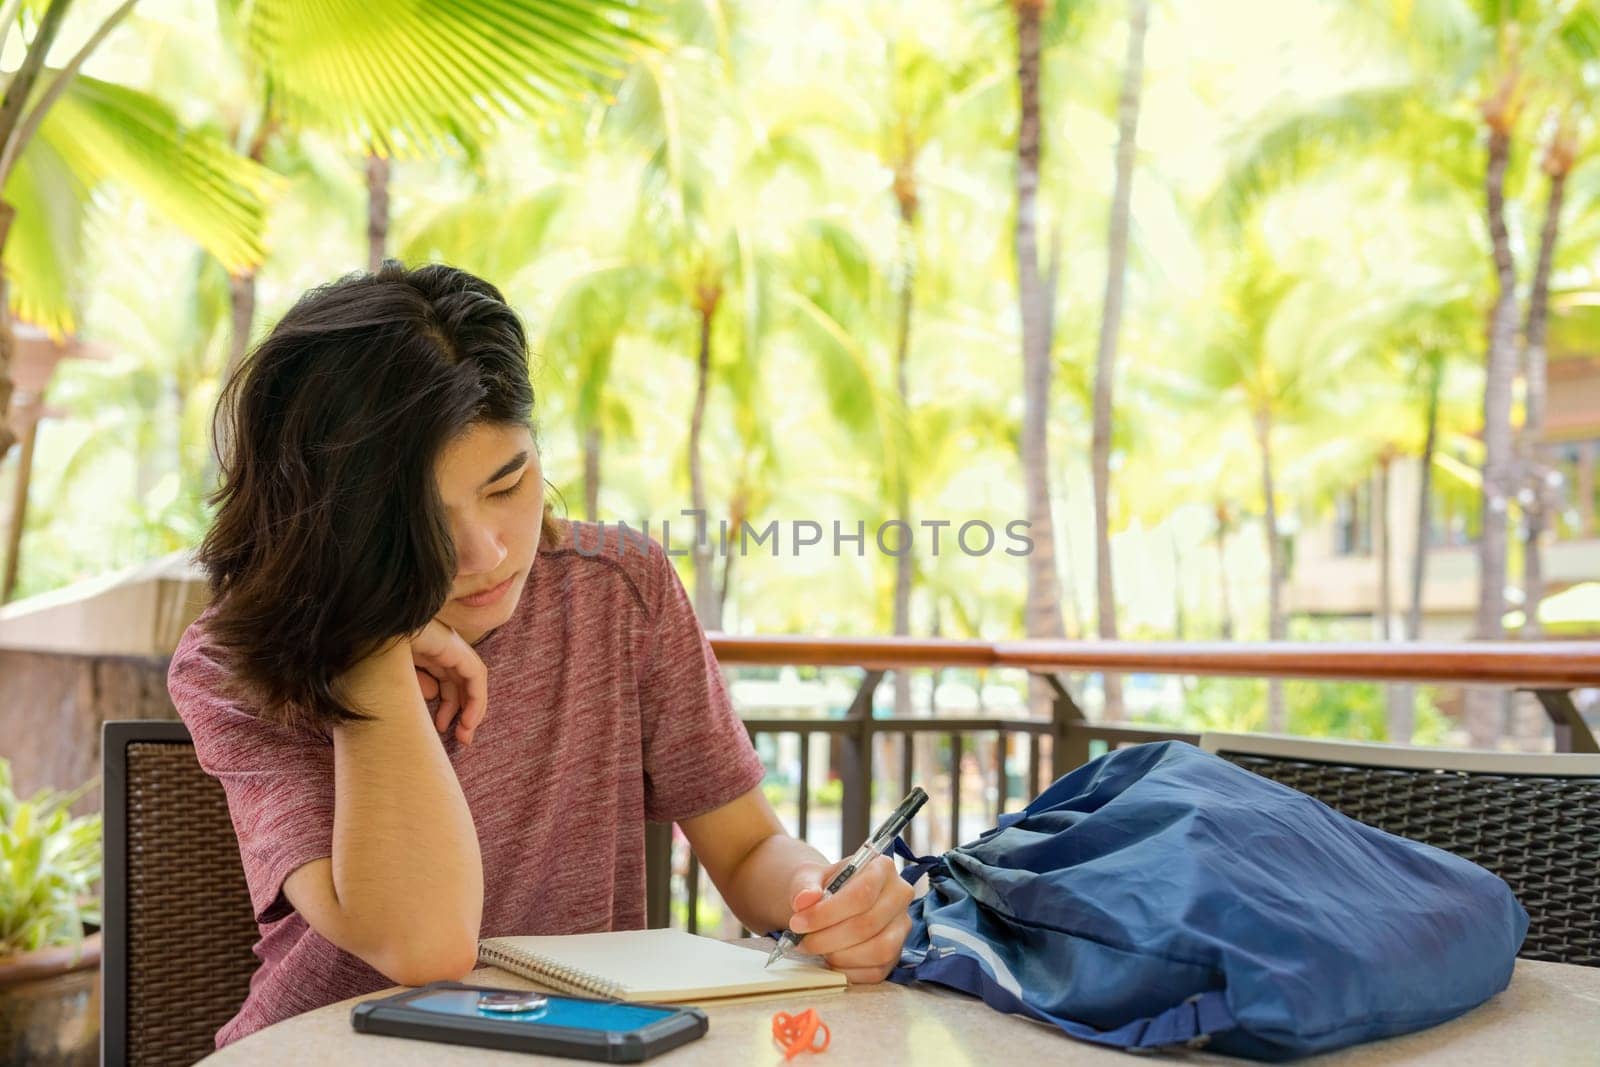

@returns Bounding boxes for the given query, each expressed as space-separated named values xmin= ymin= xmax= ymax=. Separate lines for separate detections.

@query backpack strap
xmin=910 ymin=943 xmax=1236 ymax=1052
xmin=889 ymin=835 xmax=943 ymax=885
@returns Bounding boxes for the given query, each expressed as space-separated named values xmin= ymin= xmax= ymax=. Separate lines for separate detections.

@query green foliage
xmin=761 ymin=781 xmax=790 ymax=809
xmin=812 ymin=778 xmax=844 ymax=809
xmin=1141 ymin=676 xmax=1451 ymax=744
xmin=223 ymin=0 xmax=653 ymax=157
xmin=0 ymin=760 xmax=101 ymax=958
xmin=8 ymin=75 xmax=274 ymax=334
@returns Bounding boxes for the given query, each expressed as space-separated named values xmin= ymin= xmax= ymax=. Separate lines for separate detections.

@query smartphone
xmin=350 ymin=981 xmax=708 ymax=1062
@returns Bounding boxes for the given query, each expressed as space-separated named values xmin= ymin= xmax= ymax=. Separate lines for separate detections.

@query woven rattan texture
xmin=125 ymin=741 xmax=258 ymax=1065
xmin=1221 ymin=752 xmax=1600 ymax=968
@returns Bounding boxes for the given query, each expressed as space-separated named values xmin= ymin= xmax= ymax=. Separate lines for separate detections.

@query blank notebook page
xmin=477 ymin=928 xmax=848 ymax=1002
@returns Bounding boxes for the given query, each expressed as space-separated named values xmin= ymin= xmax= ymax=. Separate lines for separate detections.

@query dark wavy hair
xmin=197 ymin=260 xmax=560 ymax=733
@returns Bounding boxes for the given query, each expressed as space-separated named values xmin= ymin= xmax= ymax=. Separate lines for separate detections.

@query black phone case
xmin=349 ymin=981 xmax=709 ymax=1062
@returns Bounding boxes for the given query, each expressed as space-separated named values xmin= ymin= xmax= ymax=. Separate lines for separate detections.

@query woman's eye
xmin=491 ymin=476 xmax=524 ymax=500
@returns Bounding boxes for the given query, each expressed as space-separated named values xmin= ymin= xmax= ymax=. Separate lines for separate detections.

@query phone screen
xmin=402 ymin=990 xmax=680 ymax=1033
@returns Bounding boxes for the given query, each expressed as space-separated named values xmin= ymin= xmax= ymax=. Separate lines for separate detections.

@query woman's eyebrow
xmin=480 ymin=450 xmax=529 ymax=489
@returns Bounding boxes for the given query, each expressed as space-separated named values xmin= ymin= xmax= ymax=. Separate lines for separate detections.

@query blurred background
xmin=2 ymin=0 xmax=1599 ymax=868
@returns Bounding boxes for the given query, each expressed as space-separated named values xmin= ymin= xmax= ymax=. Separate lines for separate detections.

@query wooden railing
xmin=644 ymin=638 xmax=1600 ymax=932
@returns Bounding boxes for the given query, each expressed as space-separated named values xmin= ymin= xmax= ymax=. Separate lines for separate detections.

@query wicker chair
xmin=1200 ymin=732 xmax=1600 ymax=968
xmin=102 ymin=721 xmax=259 ymax=1066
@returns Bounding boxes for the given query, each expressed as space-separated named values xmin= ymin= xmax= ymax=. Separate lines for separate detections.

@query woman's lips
xmin=456 ymin=573 xmax=514 ymax=607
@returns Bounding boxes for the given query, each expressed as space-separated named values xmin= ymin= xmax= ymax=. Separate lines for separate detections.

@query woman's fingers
xmin=415 ymin=668 xmax=440 ymax=702
xmin=458 ymin=660 xmax=488 ymax=735
xmin=821 ymin=912 xmax=912 ymax=979
xmin=798 ymin=867 xmax=913 ymax=958
xmin=434 ymin=677 xmax=458 ymax=733
xmin=790 ymin=854 xmax=891 ymax=935
xmin=408 ymin=619 xmax=488 ymax=743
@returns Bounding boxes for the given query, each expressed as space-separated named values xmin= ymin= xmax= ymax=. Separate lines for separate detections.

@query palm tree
xmin=1518 ymin=116 xmax=1582 ymax=636
xmin=821 ymin=0 xmax=1006 ymax=720
xmin=1012 ymin=0 xmax=1070 ymax=719
xmin=0 ymin=0 xmax=269 ymax=467
xmin=206 ymin=0 xmax=652 ymax=431
xmin=1182 ymin=245 xmax=1375 ymax=728
xmin=1212 ymin=2 xmax=1600 ymax=744
xmin=0 ymin=6 xmax=272 ymax=598
xmin=604 ymin=6 xmax=828 ymax=627
xmin=1089 ymin=0 xmax=1150 ymax=720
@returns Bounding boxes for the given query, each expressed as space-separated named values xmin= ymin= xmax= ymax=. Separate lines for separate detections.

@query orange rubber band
xmin=771 ymin=1008 xmax=831 ymax=1060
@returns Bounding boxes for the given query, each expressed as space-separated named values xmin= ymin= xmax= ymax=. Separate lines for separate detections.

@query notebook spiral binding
xmin=477 ymin=943 xmax=625 ymax=1000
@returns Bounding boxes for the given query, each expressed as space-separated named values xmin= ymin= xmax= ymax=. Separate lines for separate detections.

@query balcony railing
xmin=644 ymin=638 xmax=1600 ymax=933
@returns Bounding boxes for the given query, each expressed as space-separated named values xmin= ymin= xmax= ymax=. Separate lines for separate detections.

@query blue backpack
xmin=889 ymin=741 xmax=1528 ymax=1060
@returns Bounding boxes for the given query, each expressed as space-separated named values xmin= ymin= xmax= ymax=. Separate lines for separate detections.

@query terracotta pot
xmin=0 ymin=933 xmax=101 ymax=1067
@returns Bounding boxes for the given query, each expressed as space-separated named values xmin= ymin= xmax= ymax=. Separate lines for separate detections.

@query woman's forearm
xmin=305 ymin=643 xmax=484 ymax=983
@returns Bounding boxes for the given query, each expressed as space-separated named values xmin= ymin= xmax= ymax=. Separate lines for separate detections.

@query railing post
xmin=1531 ymin=689 xmax=1600 ymax=754
xmin=839 ymin=669 xmax=883 ymax=857
xmin=1045 ymin=671 xmax=1090 ymax=775
xmin=644 ymin=822 xmax=672 ymax=929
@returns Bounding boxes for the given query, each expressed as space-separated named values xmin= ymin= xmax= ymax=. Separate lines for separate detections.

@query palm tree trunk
xmin=1391 ymin=352 xmax=1440 ymax=742
xmin=367 ymin=152 xmax=391 ymax=273
xmin=893 ymin=177 xmax=917 ymax=724
xmin=1518 ymin=125 xmax=1573 ymax=639
xmin=207 ymin=114 xmax=275 ymax=490
xmin=583 ymin=424 xmax=601 ymax=521
xmin=1090 ymin=0 xmax=1150 ymax=723
xmin=1466 ymin=101 xmax=1519 ymax=747
xmin=1015 ymin=0 xmax=1068 ymax=721
xmin=1 ymin=395 xmax=40 ymax=602
xmin=1254 ymin=407 xmax=1286 ymax=730
xmin=688 ymin=286 xmax=720 ymax=627
xmin=1377 ymin=452 xmax=1412 ymax=741
xmin=1475 ymin=119 xmax=1517 ymax=642
xmin=1055 ymin=452 xmax=1085 ymax=639
xmin=1408 ymin=353 xmax=1442 ymax=642
xmin=0 ymin=0 xmax=74 ymax=466
xmin=716 ymin=483 xmax=746 ymax=624
xmin=1376 ymin=456 xmax=1392 ymax=640
xmin=1214 ymin=502 xmax=1235 ymax=641
xmin=0 ymin=203 xmax=18 ymax=465
xmin=204 ymin=268 xmax=258 ymax=481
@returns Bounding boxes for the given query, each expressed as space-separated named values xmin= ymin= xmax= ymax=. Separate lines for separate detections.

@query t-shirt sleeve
xmin=167 ymin=632 xmax=335 ymax=925
xmin=637 ymin=540 xmax=766 ymax=823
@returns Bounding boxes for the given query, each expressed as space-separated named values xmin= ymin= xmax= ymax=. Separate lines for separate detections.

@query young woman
xmin=168 ymin=262 xmax=913 ymax=1047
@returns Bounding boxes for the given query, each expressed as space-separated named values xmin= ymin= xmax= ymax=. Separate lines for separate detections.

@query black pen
xmin=765 ymin=786 xmax=929 ymax=968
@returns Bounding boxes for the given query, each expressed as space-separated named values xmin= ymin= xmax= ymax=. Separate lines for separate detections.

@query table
xmin=203 ymin=942 xmax=1600 ymax=1066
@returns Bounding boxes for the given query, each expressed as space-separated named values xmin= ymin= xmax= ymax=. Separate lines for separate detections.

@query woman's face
xmin=431 ymin=421 xmax=545 ymax=644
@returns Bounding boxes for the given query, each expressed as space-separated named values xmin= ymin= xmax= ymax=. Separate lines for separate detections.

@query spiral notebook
xmin=477 ymin=928 xmax=848 ymax=1003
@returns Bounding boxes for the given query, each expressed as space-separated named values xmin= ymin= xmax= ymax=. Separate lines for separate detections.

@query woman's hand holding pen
xmin=784 ymin=854 xmax=914 ymax=983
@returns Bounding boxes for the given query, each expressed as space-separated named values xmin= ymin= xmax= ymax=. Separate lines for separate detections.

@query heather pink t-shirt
xmin=167 ymin=519 xmax=766 ymax=1048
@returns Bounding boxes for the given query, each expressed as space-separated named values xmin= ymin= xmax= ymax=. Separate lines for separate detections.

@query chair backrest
xmin=1200 ymin=732 xmax=1600 ymax=967
xmin=103 ymin=721 xmax=259 ymax=1066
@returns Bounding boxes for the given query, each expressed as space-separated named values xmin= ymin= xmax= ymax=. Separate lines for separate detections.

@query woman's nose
xmin=456 ymin=525 xmax=508 ymax=575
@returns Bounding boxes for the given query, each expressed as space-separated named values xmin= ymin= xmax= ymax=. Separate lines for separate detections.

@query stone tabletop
xmin=202 ymin=942 xmax=1600 ymax=1066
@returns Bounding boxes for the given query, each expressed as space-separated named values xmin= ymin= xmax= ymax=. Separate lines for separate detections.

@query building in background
xmin=1292 ymin=351 xmax=1600 ymax=640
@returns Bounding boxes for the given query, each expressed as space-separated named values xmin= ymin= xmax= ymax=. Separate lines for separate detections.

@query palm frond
xmin=228 ymin=0 xmax=654 ymax=158
xmin=1208 ymin=83 xmax=1452 ymax=230
xmin=1 ymin=135 xmax=86 ymax=335
xmin=397 ymin=183 xmax=568 ymax=283
xmin=36 ymin=74 xmax=274 ymax=273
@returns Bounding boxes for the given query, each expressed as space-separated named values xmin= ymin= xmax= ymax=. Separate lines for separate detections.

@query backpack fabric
xmin=888 ymin=741 xmax=1528 ymax=1060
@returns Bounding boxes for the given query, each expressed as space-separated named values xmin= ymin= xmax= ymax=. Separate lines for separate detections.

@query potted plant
xmin=0 ymin=758 xmax=101 ymax=1066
